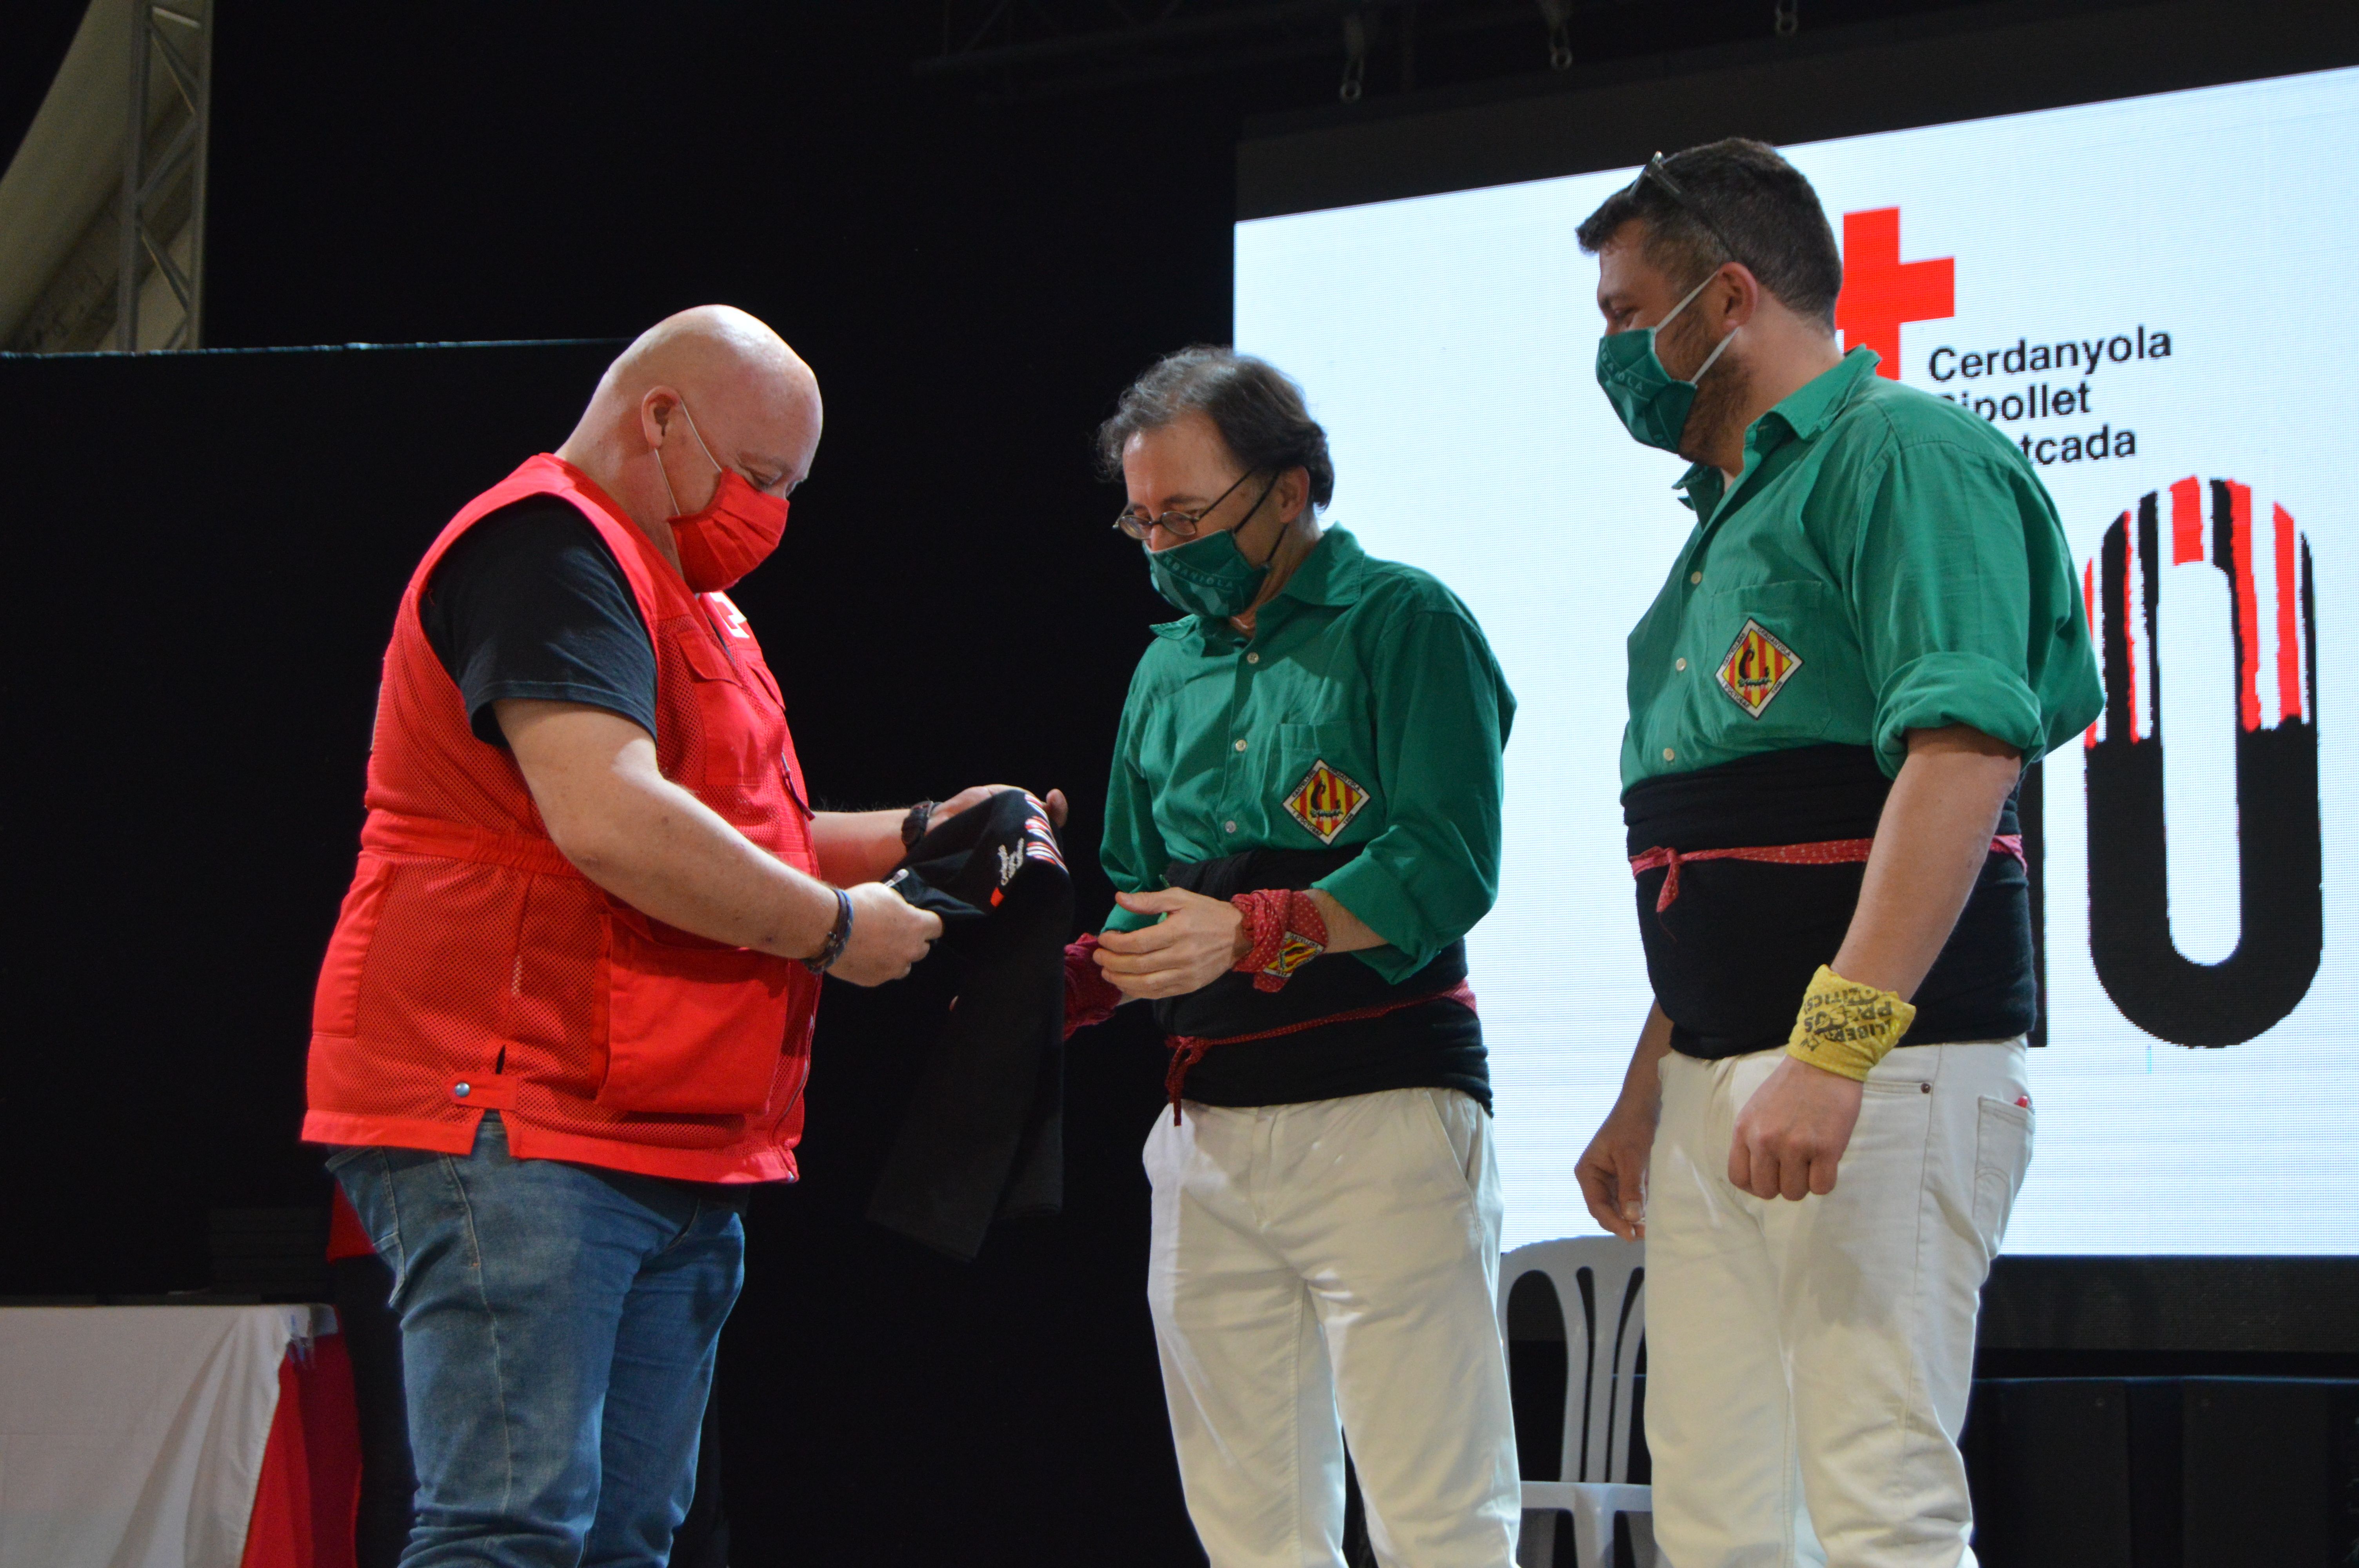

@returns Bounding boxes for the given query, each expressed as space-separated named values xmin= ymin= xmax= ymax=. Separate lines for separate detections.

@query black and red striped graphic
xmin=2082 ymin=478 xmax=2319 ymax=1047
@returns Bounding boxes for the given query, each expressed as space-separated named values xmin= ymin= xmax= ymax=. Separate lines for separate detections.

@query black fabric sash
xmin=1152 ymin=848 xmax=1468 ymax=1041
xmin=1622 ymin=744 xmax=2034 ymax=1058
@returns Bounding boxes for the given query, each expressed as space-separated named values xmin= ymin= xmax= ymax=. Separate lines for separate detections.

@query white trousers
xmin=1145 ymin=1087 xmax=1523 ymax=1568
xmin=1645 ymin=1041 xmax=2036 ymax=1568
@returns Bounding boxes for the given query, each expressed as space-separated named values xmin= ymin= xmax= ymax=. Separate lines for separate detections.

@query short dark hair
xmin=1095 ymin=346 xmax=1336 ymax=509
xmin=1574 ymin=138 xmax=1841 ymax=327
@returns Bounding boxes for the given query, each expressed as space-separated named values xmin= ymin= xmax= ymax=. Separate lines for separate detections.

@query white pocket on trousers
xmin=1971 ymin=1095 xmax=2036 ymax=1256
xmin=1416 ymin=1089 xmax=1483 ymax=1196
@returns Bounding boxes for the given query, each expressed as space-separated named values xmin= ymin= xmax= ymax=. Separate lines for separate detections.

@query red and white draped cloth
xmin=0 ymin=1305 xmax=361 ymax=1568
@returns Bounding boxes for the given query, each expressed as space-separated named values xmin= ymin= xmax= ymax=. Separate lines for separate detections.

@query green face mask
xmin=1146 ymin=526 xmax=1271 ymax=620
xmin=1594 ymin=269 xmax=1737 ymax=453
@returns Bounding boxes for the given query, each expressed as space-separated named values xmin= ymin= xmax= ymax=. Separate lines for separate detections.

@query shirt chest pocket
xmin=1272 ymin=720 xmax=1381 ymax=847
xmin=1687 ymin=580 xmax=1848 ymax=747
xmin=672 ymin=624 xmax=775 ymax=784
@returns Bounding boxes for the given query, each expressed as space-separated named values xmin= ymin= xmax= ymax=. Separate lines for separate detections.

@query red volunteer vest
xmin=302 ymin=455 xmax=822 ymax=1183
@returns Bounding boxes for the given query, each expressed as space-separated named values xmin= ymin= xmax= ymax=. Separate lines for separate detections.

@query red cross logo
xmin=1833 ymin=208 xmax=1953 ymax=380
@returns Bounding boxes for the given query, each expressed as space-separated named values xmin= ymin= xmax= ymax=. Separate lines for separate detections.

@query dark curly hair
xmin=1095 ymin=346 xmax=1336 ymax=509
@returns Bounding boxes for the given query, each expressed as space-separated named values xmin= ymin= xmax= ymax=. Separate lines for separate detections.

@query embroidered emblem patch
xmin=1283 ymin=759 xmax=1370 ymax=845
xmin=1717 ymin=619 xmax=1803 ymax=717
xmin=1265 ymin=931 xmax=1323 ymax=983
xmin=709 ymin=593 xmax=753 ymax=639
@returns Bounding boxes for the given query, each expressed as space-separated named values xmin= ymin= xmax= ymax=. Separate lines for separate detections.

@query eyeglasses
xmin=1634 ymin=151 xmax=1747 ymax=280
xmin=1112 ymin=467 xmax=1274 ymax=542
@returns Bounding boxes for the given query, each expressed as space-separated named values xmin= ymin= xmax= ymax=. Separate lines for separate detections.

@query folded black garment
xmin=865 ymin=789 xmax=1070 ymax=1261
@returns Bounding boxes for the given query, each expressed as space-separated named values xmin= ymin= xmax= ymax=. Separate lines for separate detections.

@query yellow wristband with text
xmin=1785 ymin=965 xmax=1916 ymax=1081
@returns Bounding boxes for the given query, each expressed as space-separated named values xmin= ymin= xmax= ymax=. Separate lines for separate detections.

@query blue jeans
xmin=329 ymin=1114 xmax=746 ymax=1568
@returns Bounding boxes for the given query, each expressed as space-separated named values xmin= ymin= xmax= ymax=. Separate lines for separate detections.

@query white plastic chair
xmin=1499 ymin=1236 xmax=1654 ymax=1568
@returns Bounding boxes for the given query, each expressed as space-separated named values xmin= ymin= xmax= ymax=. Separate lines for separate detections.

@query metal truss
xmin=117 ymin=0 xmax=212 ymax=351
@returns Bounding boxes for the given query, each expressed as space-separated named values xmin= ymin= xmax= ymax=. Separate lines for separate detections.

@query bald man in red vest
xmin=307 ymin=307 xmax=1046 ymax=1568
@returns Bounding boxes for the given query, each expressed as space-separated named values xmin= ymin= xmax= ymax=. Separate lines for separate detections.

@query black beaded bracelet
xmin=803 ymin=887 xmax=854 ymax=975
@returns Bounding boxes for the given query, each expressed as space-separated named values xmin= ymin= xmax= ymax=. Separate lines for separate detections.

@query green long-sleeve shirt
xmin=1622 ymin=347 xmax=2101 ymax=791
xmin=1101 ymin=527 xmax=1514 ymax=984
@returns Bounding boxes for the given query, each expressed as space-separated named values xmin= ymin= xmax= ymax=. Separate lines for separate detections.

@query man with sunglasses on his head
xmin=1062 ymin=346 xmax=1521 ymax=1567
xmin=1570 ymin=142 xmax=2099 ymax=1565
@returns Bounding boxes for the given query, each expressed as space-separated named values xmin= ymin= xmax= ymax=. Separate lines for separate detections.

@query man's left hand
xmin=1729 ymin=1055 xmax=1864 ymax=1200
xmin=1092 ymin=887 xmax=1245 ymax=1000
xmin=933 ymin=784 xmax=1069 ymax=830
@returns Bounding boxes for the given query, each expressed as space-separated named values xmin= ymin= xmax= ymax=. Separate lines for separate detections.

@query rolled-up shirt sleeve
xmin=1850 ymin=442 xmax=2054 ymax=776
xmin=1317 ymin=603 xmax=1515 ymax=982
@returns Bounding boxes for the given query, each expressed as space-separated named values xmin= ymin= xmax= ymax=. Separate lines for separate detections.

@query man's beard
xmin=1667 ymin=320 xmax=1748 ymax=466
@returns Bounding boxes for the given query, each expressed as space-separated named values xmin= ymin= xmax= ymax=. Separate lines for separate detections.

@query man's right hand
xmin=1579 ymin=1003 xmax=1676 ymax=1241
xmin=1092 ymin=887 xmax=1247 ymax=1000
xmin=1576 ymin=1090 xmax=1659 ymax=1241
xmin=825 ymin=882 xmax=943 ymax=986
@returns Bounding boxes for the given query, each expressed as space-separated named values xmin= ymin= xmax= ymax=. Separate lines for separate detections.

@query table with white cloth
xmin=0 ymin=1304 xmax=360 ymax=1568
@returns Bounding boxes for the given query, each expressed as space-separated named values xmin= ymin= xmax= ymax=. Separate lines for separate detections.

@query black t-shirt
xmin=420 ymin=497 xmax=658 ymax=746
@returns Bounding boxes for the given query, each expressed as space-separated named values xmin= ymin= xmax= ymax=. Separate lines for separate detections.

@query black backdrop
xmin=8 ymin=8 xmax=1264 ymax=1563
xmin=2 ymin=337 xmax=1202 ymax=1562
xmin=4 ymin=8 xmax=1258 ymax=1555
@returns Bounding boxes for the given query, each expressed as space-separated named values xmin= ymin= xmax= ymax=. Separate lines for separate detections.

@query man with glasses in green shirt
xmin=1063 ymin=347 xmax=1520 ymax=1568
xmin=1569 ymin=140 xmax=2101 ymax=1566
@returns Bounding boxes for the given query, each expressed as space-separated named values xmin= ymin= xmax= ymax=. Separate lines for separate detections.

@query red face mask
xmin=657 ymin=404 xmax=790 ymax=593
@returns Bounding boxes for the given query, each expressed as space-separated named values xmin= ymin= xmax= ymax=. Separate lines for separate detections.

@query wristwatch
xmin=901 ymin=800 xmax=937 ymax=851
